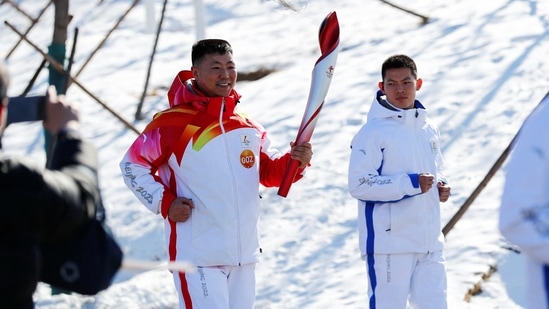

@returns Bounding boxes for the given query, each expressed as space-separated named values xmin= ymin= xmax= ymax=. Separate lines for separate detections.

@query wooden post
xmin=2 ymin=0 xmax=42 ymax=22
xmin=442 ymin=91 xmax=549 ymax=236
xmin=50 ymin=0 xmax=69 ymax=93
xmin=49 ymin=0 xmax=70 ymax=295
xmin=378 ymin=0 xmax=429 ymax=25
xmin=20 ymin=14 xmax=74 ymax=96
xmin=442 ymin=140 xmax=514 ymax=236
xmin=4 ymin=0 xmax=53 ymax=59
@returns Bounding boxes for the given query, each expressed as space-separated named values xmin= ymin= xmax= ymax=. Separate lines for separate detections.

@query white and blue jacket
xmin=499 ymin=93 xmax=549 ymax=309
xmin=348 ymin=90 xmax=447 ymax=257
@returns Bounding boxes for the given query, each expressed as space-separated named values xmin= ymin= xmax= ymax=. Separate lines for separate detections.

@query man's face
xmin=192 ymin=52 xmax=237 ymax=97
xmin=378 ymin=67 xmax=422 ymax=109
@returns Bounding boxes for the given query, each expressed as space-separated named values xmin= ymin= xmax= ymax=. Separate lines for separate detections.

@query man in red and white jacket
xmin=120 ymin=39 xmax=312 ymax=309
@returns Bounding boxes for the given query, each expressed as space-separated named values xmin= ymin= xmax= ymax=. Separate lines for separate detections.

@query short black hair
xmin=0 ymin=61 xmax=9 ymax=100
xmin=191 ymin=39 xmax=233 ymax=66
xmin=381 ymin=54 xmax=417 ymax=81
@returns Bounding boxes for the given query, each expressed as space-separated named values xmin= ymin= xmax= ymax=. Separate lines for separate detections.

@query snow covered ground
xmin=1 ymin=0 xmax=548 ymax=308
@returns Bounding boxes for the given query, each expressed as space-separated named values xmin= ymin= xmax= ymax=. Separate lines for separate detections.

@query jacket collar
xmin=167 ymin=70 xmax=241 ymax=118
xmin=368 ymin=90 xmax=427 ymax=128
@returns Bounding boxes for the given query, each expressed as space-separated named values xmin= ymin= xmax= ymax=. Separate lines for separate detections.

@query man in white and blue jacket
xmin=348 ymin=55 xmax=451 ymax=309
xmin=499 ymin=92 xmax=549 ymax=309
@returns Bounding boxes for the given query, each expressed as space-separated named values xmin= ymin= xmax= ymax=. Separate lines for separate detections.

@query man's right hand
xmin=418 ymin=173 xmax=434 ymax=193
xmin=168 ymin=197 xmax=194 ymax=222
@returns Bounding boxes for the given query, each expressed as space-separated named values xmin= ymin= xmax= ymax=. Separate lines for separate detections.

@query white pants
xmin=173 ymin=263 xmax=256 ymax=309
xmin=365 ymin=251 xmax=447 ymax=309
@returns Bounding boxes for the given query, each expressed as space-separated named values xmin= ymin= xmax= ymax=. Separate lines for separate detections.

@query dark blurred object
xmin=39 ymin=204 xmax=123 ymax=295
xmin=6 ymin=95 xmax=46 ymax=125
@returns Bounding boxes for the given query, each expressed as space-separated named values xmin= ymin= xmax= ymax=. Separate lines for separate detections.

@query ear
xmin=191 ymin=66 xmax=199 ymax=79
xmin=378 ymin=81 xmax=384 ymax=92
xmin=416 ymin=78 xmax=423 ymax=91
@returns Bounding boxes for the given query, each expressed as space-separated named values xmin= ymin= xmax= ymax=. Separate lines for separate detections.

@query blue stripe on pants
xmin=365 ymin=202 xmax=376 ymax=308
xmin=543 ymin=264 xmax=549 ymax=308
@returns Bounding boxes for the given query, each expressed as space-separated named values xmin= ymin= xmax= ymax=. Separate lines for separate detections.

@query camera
xmin=6 ymin=95 xmax=46 ymax=125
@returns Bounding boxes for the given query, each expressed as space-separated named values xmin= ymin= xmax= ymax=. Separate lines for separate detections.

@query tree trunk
xmin=49 ymin=0 xmax=69 ymax=93
xmin=48 ymin=4 xmax=70 ymax=296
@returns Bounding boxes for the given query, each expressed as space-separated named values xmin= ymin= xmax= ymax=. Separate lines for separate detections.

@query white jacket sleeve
xmin=499 ymin=103 xmax=549 ymax=264
xmin=119 ymin=129 xmax=169 ymax=215
xmin=433 ymin=125 xmax=448 ymax=185
xmin=348 ymin=127 xmax=422 ymax=202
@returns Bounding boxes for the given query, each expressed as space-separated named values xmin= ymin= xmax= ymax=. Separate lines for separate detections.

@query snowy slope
xmin=1 ymin=0 xmax=548 ymax=308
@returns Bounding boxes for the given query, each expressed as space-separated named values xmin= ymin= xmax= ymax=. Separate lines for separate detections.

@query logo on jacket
xmin=240 ymin=134 xmax=251 ymax=148
xmin=240 ymin=149 xmax=255 ymax=169
xmin=430 ymin=138 xmax=439 ymax=154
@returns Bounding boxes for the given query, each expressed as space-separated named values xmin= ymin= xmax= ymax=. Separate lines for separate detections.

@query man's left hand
xmin=438 ymin=182 xmax=451 ymax=202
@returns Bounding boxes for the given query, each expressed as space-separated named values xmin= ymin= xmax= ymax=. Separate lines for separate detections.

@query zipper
xmin=219 ymin=97 xmax=243 ymax=265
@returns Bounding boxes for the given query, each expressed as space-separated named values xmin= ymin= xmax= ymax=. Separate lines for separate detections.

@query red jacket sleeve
xmin=259 ymin=151 xmax=305 ymax=188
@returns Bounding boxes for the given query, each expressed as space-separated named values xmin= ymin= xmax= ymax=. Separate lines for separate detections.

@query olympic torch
xmin=277 ymin=11 xmax=340 ymax=197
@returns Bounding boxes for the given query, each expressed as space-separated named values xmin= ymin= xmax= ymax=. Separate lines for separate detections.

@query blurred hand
xmin=43 ymin=86 xmax=79 ymax=134
xmin=290 ymin=141 xmax=313 ymax=168
xmin=168 ymin=197 xmax=194 ymax=222
xmin=438 ymin=182 xmax=451 ymax=202
xmin=418 ymin=173 xmax=434 ymax=193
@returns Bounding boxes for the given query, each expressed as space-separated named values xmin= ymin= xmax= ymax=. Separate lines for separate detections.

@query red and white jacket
xmin=120 ymin=70 xmax=304 ymax=266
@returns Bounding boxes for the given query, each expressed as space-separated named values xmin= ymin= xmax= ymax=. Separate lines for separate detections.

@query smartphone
xmin=6 ymin=95 xmax=46 ymax=125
